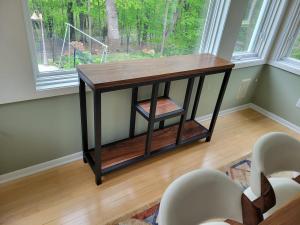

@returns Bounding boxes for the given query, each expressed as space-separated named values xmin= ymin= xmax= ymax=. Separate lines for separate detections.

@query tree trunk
xmin=67 ymin=1 xmax=75 ymax=41
xmin=88 ymin=0 xmax=92 ymax=53
xmin=136 ymin=15 xmax=141 ymax=47
xmin=160 ymin=0 xmax=170 ymax=55
xmin=167 ymin=0 xmax=183 ymax=37
xmin=76 ymin=0 xmax=87 ymax=42
xmin=97 ymin=0 xmax=101 ymax=37
xmin=47 ymin=17 xmax=55 ymax=61
xmin=142 ymin=13 xmax=149 ymax=47
xmin=105 ymin=0 xmax=121 ymax=52
xmin=126 ymin=33 xmax=130 ymax=53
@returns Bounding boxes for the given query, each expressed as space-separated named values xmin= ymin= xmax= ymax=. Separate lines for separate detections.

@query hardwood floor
xmin=0 ymin=109 xmax=299 ymax=225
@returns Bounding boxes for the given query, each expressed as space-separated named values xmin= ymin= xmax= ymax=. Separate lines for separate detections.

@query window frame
xmin=232 ymin=0 xmax=288 ymax=68
xmin=199 ymin=0 xmax=230 ymax=55
xmin=232 ymin=0 xmax=268 ymax=59
xmin=270 ymin=0 xmax=300 ymax=76
xmin=22 ymin=1 xmax=81 ymax=91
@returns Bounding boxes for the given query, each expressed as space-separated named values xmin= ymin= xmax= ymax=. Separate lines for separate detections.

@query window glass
xmin=27 ymin=0 xmax=210 ymax=74
xmin=233 ymin=0 xmax=265 ymax=53
xmin=290 ymin=31 xmax=300 ymax=60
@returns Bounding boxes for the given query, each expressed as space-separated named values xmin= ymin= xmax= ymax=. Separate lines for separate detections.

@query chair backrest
xmin=250 ymin=132 xmax=300 ymax=196
xmin=159 ymin=169 xmax=244 ymax=225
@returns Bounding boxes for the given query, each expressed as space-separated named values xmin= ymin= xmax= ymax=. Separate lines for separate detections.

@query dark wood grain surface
xmin=260 ymin=194 xmax=300 ymax=225
xmin=77 ymin=54 xmax=234 ymax=90
xmin=138 ymin=97 xmax=181 ymax=116
xmin=90 ymin=120 xmax=208 ymax=169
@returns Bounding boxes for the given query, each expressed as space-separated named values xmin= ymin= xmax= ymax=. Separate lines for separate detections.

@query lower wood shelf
xmin=88 ymin=120 xmax=209 ymax=172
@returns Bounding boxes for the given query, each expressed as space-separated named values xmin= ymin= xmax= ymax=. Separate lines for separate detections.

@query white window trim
xmin=269 ymin=0 xmax=300 ymax=76
xmin=22 ymin=1 xmax=39 ymax=82
xmin=232 ymin=0 xmax=288 ymax=69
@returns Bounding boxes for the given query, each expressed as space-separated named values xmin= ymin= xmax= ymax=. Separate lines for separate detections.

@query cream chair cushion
xmin=158 ymin=169 xmax=244 ymax=225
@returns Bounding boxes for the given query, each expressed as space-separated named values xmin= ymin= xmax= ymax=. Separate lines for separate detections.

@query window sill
xmin=232 ymin=58 xmax=266 ymax=69
xmin=36 ymin=73 xmax=79 ymax=91
xmin=269 ymin=60 xmax=300 ymax=76
xmin=28 ymin=73 xmax=84 ymax=103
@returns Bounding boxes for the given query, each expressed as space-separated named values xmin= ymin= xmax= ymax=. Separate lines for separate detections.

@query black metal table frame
xmin=79 ymin=68 xmax=232 ymax=185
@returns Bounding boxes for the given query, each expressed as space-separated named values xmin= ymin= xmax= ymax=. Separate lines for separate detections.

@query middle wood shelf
xmin=136 ymin=97 xmax=185 ymax=122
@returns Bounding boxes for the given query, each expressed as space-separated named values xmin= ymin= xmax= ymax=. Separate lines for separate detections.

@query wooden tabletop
xmin=77 ymin=54 xmax=234 ymax=90
xmin=260 ymin=194 xmax=300 ymax=225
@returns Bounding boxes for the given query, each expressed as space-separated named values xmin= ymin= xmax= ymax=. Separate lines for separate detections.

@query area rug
xmin=106 ymin=154 xmax=252 ymax=225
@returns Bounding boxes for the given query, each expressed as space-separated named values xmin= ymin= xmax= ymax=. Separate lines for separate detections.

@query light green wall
xmin=253 ymin=65 xmax=300 ymax=126
xmin=0 ymin=66 xmax=262 ymax=174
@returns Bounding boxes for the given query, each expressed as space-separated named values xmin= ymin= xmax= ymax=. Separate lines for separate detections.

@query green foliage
xmin=28 ymin=0 xmax=210 ymax=70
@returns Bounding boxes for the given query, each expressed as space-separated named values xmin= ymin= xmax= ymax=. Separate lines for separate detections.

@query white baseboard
xmin=196 ymin=103 xmax=251 ymax=122
xmin=249 ymin=103 xmax=300 ymax=134
xmin=1 ymin=102 xmax=299 ymax=184
xmin=0 ymin=152 xmax=82 ymax=184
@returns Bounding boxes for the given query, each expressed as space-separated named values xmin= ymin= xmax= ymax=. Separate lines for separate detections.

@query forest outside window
xmin=26 ymin=0 xmax=210 ymax=84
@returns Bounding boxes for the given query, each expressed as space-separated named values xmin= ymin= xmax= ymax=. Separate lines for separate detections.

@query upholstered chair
xmin=244 ymin=132 xmax=300 ymax=218
xmin=158 ymin=169 xmax=262 ymax=225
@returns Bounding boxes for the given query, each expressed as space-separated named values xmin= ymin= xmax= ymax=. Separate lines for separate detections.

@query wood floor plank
xmin=0 ymin=109 xmax=299 ymax=225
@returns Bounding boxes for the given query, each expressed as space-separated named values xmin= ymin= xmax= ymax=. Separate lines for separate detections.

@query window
xmin=24 ymin=0 xmax=213 ymax=89
xmin=270 ymin=0 xmax=300 ymax=75
xmin=232 ymin=0 xmax=286 ymax=63
xmin=234 ymin=0 xmax=265 ymax=54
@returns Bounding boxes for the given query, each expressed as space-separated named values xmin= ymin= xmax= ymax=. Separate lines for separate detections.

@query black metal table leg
xmin=191 ymin=76 xmax=205 ymax=120
xmin=206 ymin=69 xmax=232 ymax=142
xmin=159 ymin=81 xmax=171 ymax=129
xmin=94 ymin=90 xmax=102 ymax=185
xmin=129 ymin=87 xmax=138 ymax=138
xmin=145 ymin=83 xmax=159 ymax=155
xmin=176 ymin=77 xmax=195 ymax=145
xmin=79 ymin=78 xmax=88 ymax=163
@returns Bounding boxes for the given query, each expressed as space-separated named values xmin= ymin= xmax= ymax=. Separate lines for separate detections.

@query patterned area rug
xmin=106 ymin=154 xmax=252 ymax=225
